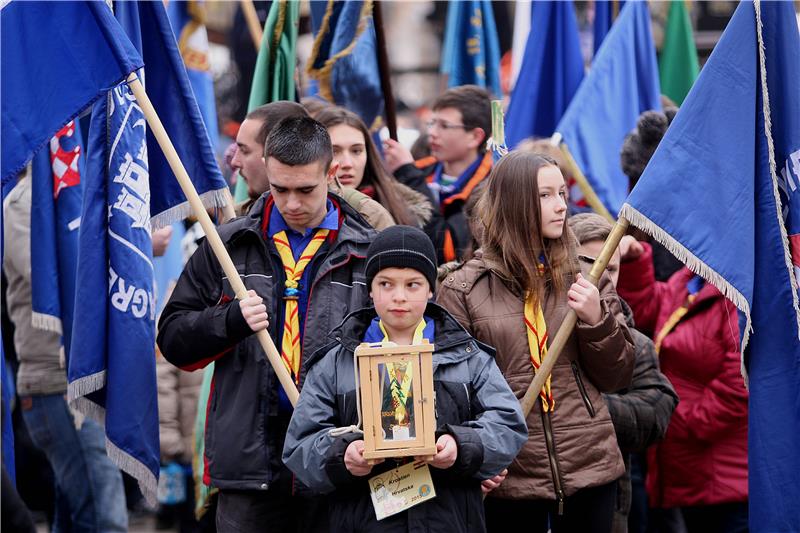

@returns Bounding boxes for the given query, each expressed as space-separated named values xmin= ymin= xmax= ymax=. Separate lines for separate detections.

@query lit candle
xmin=392 ymin=425 xmax=411 ymax=441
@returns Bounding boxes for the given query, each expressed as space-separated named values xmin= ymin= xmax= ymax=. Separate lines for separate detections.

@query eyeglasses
xmin=425 ymin=119 xmax=470 ymax=132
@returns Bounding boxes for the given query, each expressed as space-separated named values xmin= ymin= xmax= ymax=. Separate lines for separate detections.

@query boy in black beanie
xmin=283 ymin=225 xmax=526 ymax=532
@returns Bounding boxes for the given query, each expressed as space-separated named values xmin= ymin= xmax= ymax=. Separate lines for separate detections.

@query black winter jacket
xmin=393 ymin=154 xmax=491 ymax=264
xmin=157 ymin=193 xmax=376 ymax=491
xmin=282 ymin=303 xmax=527 ymax=533
xmin=604 ymin=299 xmax=679 ymax=533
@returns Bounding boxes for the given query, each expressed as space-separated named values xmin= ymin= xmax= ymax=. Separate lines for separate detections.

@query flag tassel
xmin=31 ymin=312 xmax=63 ymax=334
xmin=70 ymin=393 xmax=159 ymax=505
xmin=126 ymin=73 xmax=300 ymax=406
xmin=150 ymin=188 xmax=234 ymax=231
xmin=753 ymin=0 xmax=800 ymax=342
xmin=620 ymin=203 xmax=753 ymax=385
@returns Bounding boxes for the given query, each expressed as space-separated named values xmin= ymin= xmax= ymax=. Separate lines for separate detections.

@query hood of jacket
xmin=307 ymin=302 xmax=494 ymax=370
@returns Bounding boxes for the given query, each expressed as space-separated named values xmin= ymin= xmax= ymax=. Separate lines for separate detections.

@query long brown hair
xmin=316 ymin=107 xmax=416 ymax=226
xmin=479 ymin=151 xmax=578 ymax=299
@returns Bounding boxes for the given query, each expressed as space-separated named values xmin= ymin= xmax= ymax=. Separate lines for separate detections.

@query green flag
xmin=658 ymin=0 xmax=699 ymax=105
xmin=234 ymin=0 xmax=299 ymax=201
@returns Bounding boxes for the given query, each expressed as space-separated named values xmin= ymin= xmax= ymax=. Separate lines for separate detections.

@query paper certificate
xmin=368 ymin=462 xmax=436 ymax=520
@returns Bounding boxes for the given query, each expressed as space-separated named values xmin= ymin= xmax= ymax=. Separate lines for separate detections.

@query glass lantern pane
xmin=378 ymin=360 xmax=417 ymax=442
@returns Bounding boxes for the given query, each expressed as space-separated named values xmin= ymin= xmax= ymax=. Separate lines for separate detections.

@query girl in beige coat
xmin=436 ymin=151 xmax=635 ymax=533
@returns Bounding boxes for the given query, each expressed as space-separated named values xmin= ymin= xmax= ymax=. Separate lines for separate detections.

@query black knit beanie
xmin=365 ymin=225 xmax=438 ymax=290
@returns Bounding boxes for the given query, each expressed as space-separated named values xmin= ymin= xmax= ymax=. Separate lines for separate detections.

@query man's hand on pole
xmin=240 ymin=289 xmax=269 ymax=332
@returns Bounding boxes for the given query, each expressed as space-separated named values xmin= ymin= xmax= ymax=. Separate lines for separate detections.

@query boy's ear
xmin=427 ymin=290 xmax=433 ymax=300
xmin=468 ymin=127 xmax=486 ymax=151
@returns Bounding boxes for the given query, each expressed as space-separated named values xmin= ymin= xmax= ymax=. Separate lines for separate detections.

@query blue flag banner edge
xmin=618 ymin=0 xmax=800 ymax=383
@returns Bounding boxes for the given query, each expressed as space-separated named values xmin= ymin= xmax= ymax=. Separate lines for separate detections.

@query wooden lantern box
xmin=355 ymin=341 xmax=437 ymax=461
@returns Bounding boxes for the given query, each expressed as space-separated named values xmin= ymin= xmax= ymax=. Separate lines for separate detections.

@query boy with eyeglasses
xmin=384 ymin=85 xmax=493 ymax=264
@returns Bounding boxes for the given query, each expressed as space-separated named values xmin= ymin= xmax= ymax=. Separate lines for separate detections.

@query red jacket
xmin=618 ymin=243 xmax=747 ymax=508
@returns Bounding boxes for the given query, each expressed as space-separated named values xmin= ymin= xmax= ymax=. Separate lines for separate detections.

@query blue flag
xmin=593 ymin=0 xmax=625 ymax=54
xmin=1 ymin=354 xmax=15 ymax=484
xmin=555 ymin=0 xmax=660 ymax=214
xmin=30 ymin=122 xmax=84 ymax=361
xmin=440 ymin=0 xmax=502 ymax=97
xmin=0 ymin=1 xmax=142 ymax=187
xmin=67 ymin=0 xmax=228 ymax=503
xmin=115 ymin=0 xmax=227 ymax=228
xmin=166 ymin=0 xmax=219 ymax=149
xmin=308 ymin=1 xmax=384 ymax=128
xmin=153 ymin=222 xmax=188 ymax=315
xmin=506 ymin=0 xmax=584 ymax=147
xmin=619 ymin=2 xmax=800 ymax=530
xmin=69 ymin=82 xmax=160 ymax=504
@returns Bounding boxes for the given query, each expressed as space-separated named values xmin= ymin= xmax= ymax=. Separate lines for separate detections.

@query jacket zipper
xmin=300 ymin=252 xmax=365 ymax=385
xmin=571 ymin=362 xmax=596 ymax=418
xmin=541 ymin=407 xmax=566 ymax=515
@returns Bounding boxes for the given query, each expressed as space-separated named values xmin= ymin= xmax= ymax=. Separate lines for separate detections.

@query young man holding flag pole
xmin=125 ymin=73 xmax=299 ymax=405
xmin=152 ymin=102 xmax=377 ymax=530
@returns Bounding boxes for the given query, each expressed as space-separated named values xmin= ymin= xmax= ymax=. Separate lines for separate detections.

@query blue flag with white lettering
xmin=115 ymin=0 xmax=227 ymax=227
xmin=555 ymin=0 xmax=660 ymax=214
xmin=506 ymin=0 xmax=584 ymax=147
xmin=1 ymin=0 xmax=142 ymax=188
xmin=620 ymin=2 xmax=800 ymax=529
xmin=69 ymin=82 xmax=160 ymax=503
xmin=308 ymin=1 xmax=384 ymax=128
xmin=69 ymin=80 xmax=160 ymax=502
xmin=67 ymin=0 xmax=228 ymax=503
xmin=440 ymin=0 xmax=502 ymax=97
xmin=30 ymin=121 xmax=85 ymax=360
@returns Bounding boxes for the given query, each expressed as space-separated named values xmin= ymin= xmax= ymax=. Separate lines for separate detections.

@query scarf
xmin=272 ymin=229 xmax=330 ymax=382
xmin=524 ymin=292 xmax=555 ymax=412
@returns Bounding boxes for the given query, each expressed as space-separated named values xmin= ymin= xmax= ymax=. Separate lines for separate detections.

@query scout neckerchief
xmin=272 ymin=229 xmax=330 ymax=382
xmin=364 ymin=316 xmax=435 ymax=425
xmin=425 ymin=152 xmax=493 ymax=262
xmin=427 ymin=152 xmax=492 ymax=207
xmin=523 ymin=259 xmax=555 ymax=412
xmin=654 ymin=275 xmax=705 ymax=354
xmin=524 ymin=294 xmax=554 ymax=412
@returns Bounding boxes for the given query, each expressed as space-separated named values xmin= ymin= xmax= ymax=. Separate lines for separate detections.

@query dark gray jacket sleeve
xmin=603 ymin=328 xmax=679 ymax=452
xmin=447 ymin=350 xmax=528 ymax=480
xmin=282 ymin=348 xmax=347 ymax=494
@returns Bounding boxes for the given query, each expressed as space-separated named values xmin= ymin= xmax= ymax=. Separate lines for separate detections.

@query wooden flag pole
xmin=489 ymin=100 xmax=508 ymax=156
xmin=373 ymin=0 xmax=398 ymax=141
xmin=127 ymin=73 xmax=300 ymax=406
xmin=549 ymin=133 xmax=615 ymax=224
xmin=240 ymin=0 xmax=264 ymax=52
xmin=519 ymin=218 xmax=629 ymax=417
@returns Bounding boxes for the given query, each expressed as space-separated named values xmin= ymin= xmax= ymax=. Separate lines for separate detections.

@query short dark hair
xmin=245 ymin=101 xmax=309 ymax=152
xmin=432 ymin=85 xmax=492 ymax=152
xmin=265 ymin=116 xmax=333 ymax=170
